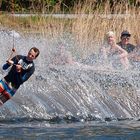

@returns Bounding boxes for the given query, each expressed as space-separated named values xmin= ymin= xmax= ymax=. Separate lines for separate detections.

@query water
xmin=1 ymin=118 xmax=140 ymax=139
xmin=0 ymin=29 xmax=140 ymax=139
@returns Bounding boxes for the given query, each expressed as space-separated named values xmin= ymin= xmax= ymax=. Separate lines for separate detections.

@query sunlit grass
xmin=0 ymin=1 xmax=139 ymax=57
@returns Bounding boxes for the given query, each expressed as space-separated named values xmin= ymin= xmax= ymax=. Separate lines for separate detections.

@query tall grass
xmin=0 ymin=1 xmax=139 ymax=57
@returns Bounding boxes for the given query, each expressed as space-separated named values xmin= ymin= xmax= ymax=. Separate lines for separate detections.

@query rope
xmin=12 ymin=0 xmax=15 ymax=51
xmin=8 ymin=0 xmax=16 ymax=61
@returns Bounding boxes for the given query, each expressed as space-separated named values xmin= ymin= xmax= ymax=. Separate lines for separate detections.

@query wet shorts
xmin=0 ymin=80 xmax=16 ymax=105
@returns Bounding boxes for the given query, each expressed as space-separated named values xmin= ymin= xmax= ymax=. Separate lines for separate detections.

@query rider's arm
xmin=2 ymin=55 xmax=22 ymax=70
xmin=2 ymin=56 xmax=18 ymax=70
xmin=19 ymin=66 xmax=35 ymax=84
xmin=2 ymin=63 xmax=11 ymax=70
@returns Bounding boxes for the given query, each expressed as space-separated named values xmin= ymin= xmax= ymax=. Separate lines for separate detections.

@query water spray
xmin=8 ymin=30 xmax=20 ymax=61
xmin=8 ymin=0 xmax=21 ymax=61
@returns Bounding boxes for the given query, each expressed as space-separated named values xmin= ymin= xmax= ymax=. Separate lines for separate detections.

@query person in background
xmin=0 ymin=47 xmax=40 ymax=106
xmin=49 ymin=44 xmax=93 ymax=69
xmin=117 ymin=30 xmax=135 ymax=53
xmin=51 ymin=45 xmax=74 ymax=65
xmin=101 ymin=31 xmax=130 ymax=70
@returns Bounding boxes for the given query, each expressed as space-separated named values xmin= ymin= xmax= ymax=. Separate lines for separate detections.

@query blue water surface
xmin=0 ymin=118 xmax=140 ymax=140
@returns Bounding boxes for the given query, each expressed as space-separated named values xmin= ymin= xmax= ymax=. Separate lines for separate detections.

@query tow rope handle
xmin=7 ymin=47 xmax=16 ymax=61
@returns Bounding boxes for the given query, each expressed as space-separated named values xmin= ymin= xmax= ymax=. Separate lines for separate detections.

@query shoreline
xmin=11 ymin=13 xmax=140 ymax=19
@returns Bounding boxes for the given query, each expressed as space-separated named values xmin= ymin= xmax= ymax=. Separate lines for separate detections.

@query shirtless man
xmin=101 ymin=31 xmax=130 ymax=69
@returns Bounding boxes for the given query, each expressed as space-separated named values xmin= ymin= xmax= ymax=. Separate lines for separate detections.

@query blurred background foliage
xmin=0 ymin=0 xmax=139 ymax=57
xmin=0 ymin=0 xmax=139 ymax=13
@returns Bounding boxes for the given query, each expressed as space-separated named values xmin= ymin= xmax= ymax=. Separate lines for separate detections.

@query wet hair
xmin=104 ymin=31 xmax=115 ymax=42
xmin=29 ymin=47 xmax=40 ymax=58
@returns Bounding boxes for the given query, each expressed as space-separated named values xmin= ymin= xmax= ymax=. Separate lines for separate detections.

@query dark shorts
xmin=0 ymin=80 xmax=17 ymax=105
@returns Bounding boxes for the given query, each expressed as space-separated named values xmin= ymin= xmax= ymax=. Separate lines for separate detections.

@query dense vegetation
xmin=0 ymin=0 xmax=139 ymax=54
xmin=0 ymin=0 xmax=139 ymax=13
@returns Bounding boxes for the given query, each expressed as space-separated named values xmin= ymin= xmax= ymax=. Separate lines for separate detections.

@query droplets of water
xmin=0 ymin=29 xmax=140 ymax=122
